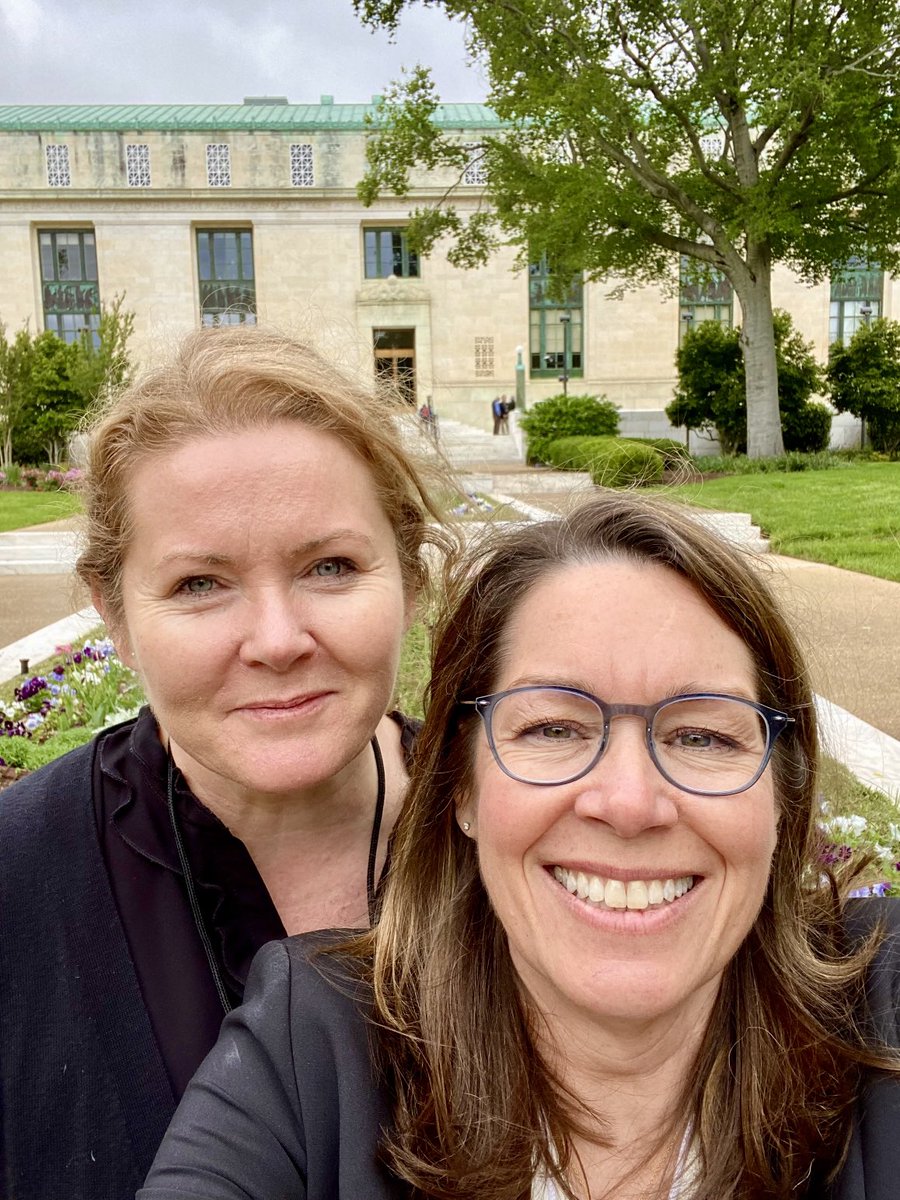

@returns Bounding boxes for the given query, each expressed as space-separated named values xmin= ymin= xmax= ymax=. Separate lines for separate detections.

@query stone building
xmin=0 ymin=97 xmax=890 ymax=437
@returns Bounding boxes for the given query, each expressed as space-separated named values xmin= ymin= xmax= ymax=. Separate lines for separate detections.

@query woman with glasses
xmin=141 ymin=493 xmax=900 ymax=1200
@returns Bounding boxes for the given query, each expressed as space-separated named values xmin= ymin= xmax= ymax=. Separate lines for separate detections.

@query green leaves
xmin=827 ymin=319 xmax=900 ymax=455
xmin=0 ymin=295 xmax=135 ymax=464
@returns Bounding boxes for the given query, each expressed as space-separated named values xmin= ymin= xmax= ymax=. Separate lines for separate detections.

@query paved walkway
xmin=0 ymin=492 xmax=897 ymax=798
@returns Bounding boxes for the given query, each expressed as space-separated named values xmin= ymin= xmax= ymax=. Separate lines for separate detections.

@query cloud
xmin=0 ymin=0 xmax=486 ymax=105
xmin=0 ymin=0 xmax=44 ymax=47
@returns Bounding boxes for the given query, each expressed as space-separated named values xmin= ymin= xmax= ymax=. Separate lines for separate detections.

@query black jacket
xmin=0 ymin=741 xmax=176 ymax=1200
xmin=140 ymin=904 xmax=900 ymax=1200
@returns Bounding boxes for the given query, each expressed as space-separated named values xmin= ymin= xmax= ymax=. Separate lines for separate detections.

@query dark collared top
xmin=92 ymin=705 xmax=416 ymax=1100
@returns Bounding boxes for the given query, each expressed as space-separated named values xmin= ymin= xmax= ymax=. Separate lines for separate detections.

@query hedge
xmin=544 ymin=436 xmax=665 ymax=487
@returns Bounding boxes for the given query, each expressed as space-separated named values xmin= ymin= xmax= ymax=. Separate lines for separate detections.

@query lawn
xmin=661 ymin=461 xmax=900 ymax=581
xmin=0 ymin=490 xmax=81 ymax=532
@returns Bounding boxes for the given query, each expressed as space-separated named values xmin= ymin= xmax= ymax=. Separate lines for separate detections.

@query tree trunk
xmin=735 ymin=245 xmax=784 ymax=458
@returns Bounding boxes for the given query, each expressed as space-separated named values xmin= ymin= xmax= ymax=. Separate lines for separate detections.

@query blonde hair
xmin=76 ymin=325 xmax=449 ymax=619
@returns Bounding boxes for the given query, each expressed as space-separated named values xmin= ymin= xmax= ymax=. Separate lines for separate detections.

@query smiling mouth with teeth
xmin=551 ymin=866 xmax=697 ymax=911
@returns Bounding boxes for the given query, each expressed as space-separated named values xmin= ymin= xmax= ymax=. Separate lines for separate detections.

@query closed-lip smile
xmin=237 ymin=692 xmax=332 ymax=713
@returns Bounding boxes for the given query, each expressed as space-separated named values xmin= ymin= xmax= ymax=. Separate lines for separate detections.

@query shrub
xmin=667 ymin=311 xmax=828 ymax=454
xmin=827 ymin=318 xmax=900 ymax=456
xmin=621 ymin=436 xmax=691 ymax=468
xmin=781 ymin=400 xmax=832 ymax=453
xmin=545 ymin=435 xmax=664 ymax=486
xmin=519 ymin=393 xmax=619 ymax=464
xmin=689 ymin=450 xmax=868 ymax=475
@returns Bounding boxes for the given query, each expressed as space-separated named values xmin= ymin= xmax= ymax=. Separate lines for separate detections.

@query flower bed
xmin=0 ymin=638 xmax=143 ymax=776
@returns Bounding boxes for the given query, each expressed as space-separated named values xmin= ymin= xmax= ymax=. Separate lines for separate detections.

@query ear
xmin=90 ymin=583 xmax=137 ymax=672
xmin=455 ymin=790 xmax=476 ymax=839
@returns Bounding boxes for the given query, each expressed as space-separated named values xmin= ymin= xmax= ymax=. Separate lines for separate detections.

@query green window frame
xmin=830 ymin=258 xmax=883 ymax=344
xmin=679 ymin=256 xmax=733 ymax=341
xmin=363 ymin=228 xmax=419 ymax=279
xmin=197 ymin=229 xmax=256 ymax=325
xmin=529 ymin=257 xmax=583 ymax=379
xmin=38 ymin=229 xmax=100 ymax=346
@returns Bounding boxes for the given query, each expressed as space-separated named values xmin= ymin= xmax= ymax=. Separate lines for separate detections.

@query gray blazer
xmin=140 ymin=904 xmax=900 ymax=1200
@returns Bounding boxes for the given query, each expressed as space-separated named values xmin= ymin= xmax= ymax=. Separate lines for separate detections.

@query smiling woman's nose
xmin=238 ymin=590 xmax=317 ymax=669
xmin=572 ymin=720 xmax=679 ymax=836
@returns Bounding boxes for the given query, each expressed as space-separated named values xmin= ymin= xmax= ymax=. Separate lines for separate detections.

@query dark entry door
xmin=373 ymin=328 xmax=416 ymax=405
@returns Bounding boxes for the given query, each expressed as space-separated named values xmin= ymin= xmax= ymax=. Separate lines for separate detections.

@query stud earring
xmin=462 ymin=821 xmax=471 ymax=832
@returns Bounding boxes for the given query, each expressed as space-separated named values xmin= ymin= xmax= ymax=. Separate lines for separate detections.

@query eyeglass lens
xmin=487 ymin=689 xmax=770 ymax=793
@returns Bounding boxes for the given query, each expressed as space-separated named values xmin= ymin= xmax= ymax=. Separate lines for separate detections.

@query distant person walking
xmin=491 ymin=395 xmax=504 ymax=434
xmin=499 ymin=393 xmax=511 ymax=434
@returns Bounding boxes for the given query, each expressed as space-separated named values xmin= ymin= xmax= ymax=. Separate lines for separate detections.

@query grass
xmin=659 ymin=461 xmax=900 ymax=580
xmin=0 ymin=490 xmax=81 ymax=531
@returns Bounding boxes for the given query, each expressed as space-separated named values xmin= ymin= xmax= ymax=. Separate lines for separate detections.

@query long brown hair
xmin=352 ymin=492 xmax=898 ymax=1199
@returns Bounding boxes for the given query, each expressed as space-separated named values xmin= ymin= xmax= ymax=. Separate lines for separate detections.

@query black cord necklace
xmin=166 ymin=735 xmax=387 ymax=1017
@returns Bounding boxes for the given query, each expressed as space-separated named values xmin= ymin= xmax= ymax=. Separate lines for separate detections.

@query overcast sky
xmin=0 ymin=0 xmax=487 ymax=106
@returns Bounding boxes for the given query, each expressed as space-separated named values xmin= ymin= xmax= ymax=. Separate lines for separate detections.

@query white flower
xmin=875 ymin=844 xmax=896 ymax=862
xmin=824 ymin=814 xmax=868 ymax=837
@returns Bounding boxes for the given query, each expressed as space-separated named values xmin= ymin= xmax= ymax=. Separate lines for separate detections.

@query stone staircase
xmin=401 ymin=413 xmax=770 ymax=555
xmin=0 ymin=531 xmax=79 ymax=574
xmin=436 ymin=417 xmax=523 ymax=465
xmin=691 ymin=510 xmax=770 ymax=554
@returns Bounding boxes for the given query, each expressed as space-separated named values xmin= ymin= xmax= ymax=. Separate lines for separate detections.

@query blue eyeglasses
xmin=461 ymin=686 xmax=794 ymax=797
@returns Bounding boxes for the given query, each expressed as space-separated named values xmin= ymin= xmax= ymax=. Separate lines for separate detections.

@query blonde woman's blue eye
xmin=182 ymin=577 xmax=216 ymax=595
xmin=313 ymin=558 xmax=352 ymax=577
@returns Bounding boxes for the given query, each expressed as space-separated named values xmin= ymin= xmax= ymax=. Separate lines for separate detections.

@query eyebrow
xmin=153 ymin=530 xmax=377 ymax=571
xmin=504 ymin=675 xmax=759 ymax=702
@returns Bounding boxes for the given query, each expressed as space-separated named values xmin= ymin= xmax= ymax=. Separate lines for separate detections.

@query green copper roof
xmin=0 ymin=101 xmax=502 ymax=133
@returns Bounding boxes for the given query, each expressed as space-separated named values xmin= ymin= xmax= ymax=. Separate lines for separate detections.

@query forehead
xmin=126 ymin=422 xmax=382 ymax=513
xmin=495 ymin=559 xmax=758 ymax=697
xmin=117 ymin=421 xmax=401 ymax=567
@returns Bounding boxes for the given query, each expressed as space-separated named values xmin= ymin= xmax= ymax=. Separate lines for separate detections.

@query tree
xmin=14 ymin=332 xmax=85 ymax=464
xmin=827 ymin=318 xmax=900 ymax=455
xmin=355 ymin=0 xmax=900 ymax=457
xmin=668 ymin=311 xmax=829 ymax=454
xmin=7 ymin=294 xmax=135 ymax=464
xmin=71 ymin=293 xmax=135 ymax=406
xmin=0 ymin=325 xmax=35 ymax=468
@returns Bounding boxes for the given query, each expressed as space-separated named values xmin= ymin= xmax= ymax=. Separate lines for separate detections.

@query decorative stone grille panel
xmin=126 ymin=143 xmax=151 ymax=187
xmin=46 ymin=144 xmax=71 ymax=187
xmin=474 ymin=335 xmax=494 ymax=377
xmin=206 ymin=143 xmax=231 ymax=187
xmin=290 ymin=143 xmax=314 ymax=186
xmin=463 ymin=142 xmax=488 ymax=186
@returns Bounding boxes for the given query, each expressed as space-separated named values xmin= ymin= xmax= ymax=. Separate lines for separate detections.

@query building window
xmin=474 ymin=336 xmax=494 ymax=377
xmin=463 ymin=142 xmax=487 ymax=186
xmin=45 ymin=144 xmax=71 ymax=187
xmin=679 ymin=256 xmax=733 ymax=341
xmin=126 ymin=143 xmax=151 ymax=187
xmin=206 ymin=143 xmax=231 ymax=187
xmin=290 ymin=143 xmax=314 ymax=186
xmin=830 ymin=258 xmax=883 ymax=343
xmin=197 ymin=230 xmax=256 ymax=325
xmin=39 ymin=230 xmax=100 ymax=345
xmin=363 ymin=227 xmax=419 ymax=279
xmin=529 ymin=256 xmax=583 ymax=378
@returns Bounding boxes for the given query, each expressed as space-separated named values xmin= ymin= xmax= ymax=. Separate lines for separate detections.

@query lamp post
xmin=859 ymin=304 xmax=873 ymax=448
xmin=680 ymin=312 xmax=695 ymax=451
xmin=515 ymin=344 xmax=526 ymax=412
xmin=559 ymin=311 xmax=571 ymax=397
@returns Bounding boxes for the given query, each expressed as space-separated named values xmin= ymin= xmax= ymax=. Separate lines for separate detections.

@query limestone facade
xmin=0 ymin=100 xmax=885 ymax=437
